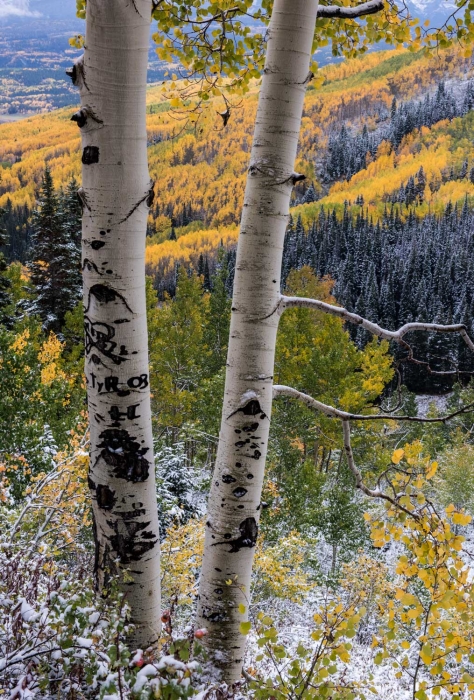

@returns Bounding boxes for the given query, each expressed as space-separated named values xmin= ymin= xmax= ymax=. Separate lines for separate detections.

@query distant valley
xmin=0 ymin=0 xmax=167 ymax=119
xmin=0 ymin=0 xmax=459 ymax=120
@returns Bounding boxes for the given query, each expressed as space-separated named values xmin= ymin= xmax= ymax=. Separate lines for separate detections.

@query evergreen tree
xmin=58 ymin=178 xmax=82 ymax=310
xmin=302 ymin=181 xmax=317 ymax=203
xmin=204 ymin=248 xmax=231 ymax=376
xmin=28 ymin=168 xmax=81 ymax=333
xmin=0 ymin=208 xmax=12 ymax=324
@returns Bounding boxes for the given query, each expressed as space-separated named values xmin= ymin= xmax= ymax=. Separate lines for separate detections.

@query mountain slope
xmin=2 ymin=45 xmax=474 ymax=281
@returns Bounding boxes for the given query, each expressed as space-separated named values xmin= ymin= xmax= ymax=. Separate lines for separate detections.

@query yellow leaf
xmin=240 ymin=621 xmax=251 ymax=635
xmin=392 ymin=449 xmax=404 ymax=465
xmin=452 ymin=512 xmax=472 ymax=526
xmin=238 ymin=604 xmax=246 ymax=614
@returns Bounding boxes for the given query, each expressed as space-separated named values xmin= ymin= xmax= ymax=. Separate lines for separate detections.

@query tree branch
xmin=341 ymin=419 xmax=383 ymax=498
xmin=272 ymin=384 xmax=422 ymax=517
xmin=272 ymin=384 xmax=474 ymax=424
xmin=317 ymin=0 xmax=384 ymax=19
xmin=279 ymin=295 xmax=474 ymax=352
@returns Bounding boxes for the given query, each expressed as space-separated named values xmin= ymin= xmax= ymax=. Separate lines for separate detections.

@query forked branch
xmin=278 ymin=295 xmax=474 ymax=353
xmin=272 ymin=385 xmax=474 ymax=424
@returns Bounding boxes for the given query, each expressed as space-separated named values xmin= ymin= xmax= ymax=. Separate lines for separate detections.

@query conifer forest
xmin=8 ymin=0 xmax=474 ymax=698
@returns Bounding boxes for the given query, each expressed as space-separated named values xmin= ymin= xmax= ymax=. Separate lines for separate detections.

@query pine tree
xmin=204 ymin=249 xmax=231 ymax=376
xmin=0 ymin=208 xmax=12 ymax=324
xmin=302 ymin=181 xmax=317 ymax=203
xmin=58 ymin=178 xmax=82 ymax=310
xmin=28 ymin=168 xmax=82 ymax=333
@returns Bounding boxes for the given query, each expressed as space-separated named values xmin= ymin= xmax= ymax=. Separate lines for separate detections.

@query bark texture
xmin=196 ymin=0 xmax=319 ymax=682
xmin=73 ymin=0 xmax=161 ymax=648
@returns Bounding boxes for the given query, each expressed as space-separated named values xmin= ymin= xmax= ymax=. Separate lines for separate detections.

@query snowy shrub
xmin=0 ymin=548 xmax=208 ymax=699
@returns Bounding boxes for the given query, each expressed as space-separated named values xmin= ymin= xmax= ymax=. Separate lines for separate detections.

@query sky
xmin=0 ymin=0 xmax=40 ymax=19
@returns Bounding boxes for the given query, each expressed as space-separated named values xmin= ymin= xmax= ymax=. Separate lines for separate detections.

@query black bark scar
xmin=82 ymin=146 xmax=99 ymax=165
xmin=211 ymin=517 xmax=258 ymax=553
xmin=107 ymin=519 xmax=158 ymax=564
xmin=85 ymin=284 xmax=133 ymax=314
xmin=97 ymin=428 xmax=150 ymax=482
xmin=96 ymin=484 xmax=117 ymax=510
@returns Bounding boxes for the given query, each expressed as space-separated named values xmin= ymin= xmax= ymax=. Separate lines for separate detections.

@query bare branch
xmin=273 ymin=384 xmax=474 ymax=424
xmin=318 ymin=0 xmax=384 ymax=19
xmin=341 ymin=420 xmax=382 ymax=498
xmin=279 ymin=295 xmax=474 ymax=352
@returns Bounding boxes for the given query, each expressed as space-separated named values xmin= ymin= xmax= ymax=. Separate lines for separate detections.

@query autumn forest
xmin=4 ymin=1 xmax=474 ymax=698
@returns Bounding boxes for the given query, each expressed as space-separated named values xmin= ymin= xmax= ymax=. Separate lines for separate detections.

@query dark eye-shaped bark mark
xmin=96 ymin=484 xmax=117 ymax=510
xmin=82 ymin=146 xmax=100 ymax=164
xmin=228 ymin=398 xmax=268 ymax=422
xmin=116 ymin=179 xmax=156 ymax=225
xmin=211 ymin=517 xmax=258 ymax=553
xmin=221 ymin=474 xmax=236 ymax=484
xmin=91 ymin=240 xmax=106 ymax=250
xmin=71 ymin=109 xmax=88 ymax=128
xmin=83 ymin=259 xmax=103 ymax=275
xmin=71 ymin=106 xmax=103 ymax=129
xmin=84 ymin=316 xmax=129 ymax=366
xmin=97 ymin=428 xmax=150 ymax=482
xmin=233 ymin=487 xmax=247 ymax=498
xmin=85 ymin=284 xmax=133 ymax=314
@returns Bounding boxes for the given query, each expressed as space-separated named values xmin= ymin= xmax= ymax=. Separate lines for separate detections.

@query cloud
xmin=0 ymin=0 xmax=40 ymax=19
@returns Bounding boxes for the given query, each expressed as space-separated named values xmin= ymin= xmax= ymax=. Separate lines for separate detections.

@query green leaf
xmin=240 ymin=621 xmax=251 ymax=635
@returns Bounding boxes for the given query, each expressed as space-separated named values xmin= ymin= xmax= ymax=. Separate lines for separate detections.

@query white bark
xmin=196 ymin=0 xmax=319 ymax=682
xmin=70 ymin=0 xmax=161 ymax=649
xmin=317 ymin=0 xmax=384 ymax=18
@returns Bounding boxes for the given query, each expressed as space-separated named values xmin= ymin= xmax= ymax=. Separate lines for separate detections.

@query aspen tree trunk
xmin=196 ymin=0 xmax=319 ymax=682
xmin=68 ymin=0 xmax=161 ymax=649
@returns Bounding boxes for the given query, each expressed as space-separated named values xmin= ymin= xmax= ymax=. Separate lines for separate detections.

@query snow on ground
xmin=415 ymin=394 xmax=450 ymax=418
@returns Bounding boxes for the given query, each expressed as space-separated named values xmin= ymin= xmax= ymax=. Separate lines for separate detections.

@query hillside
xmin=2 ymin=46 xmax=474 ymax=280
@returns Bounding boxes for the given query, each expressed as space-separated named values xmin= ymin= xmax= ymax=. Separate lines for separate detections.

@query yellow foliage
xmin=160 ymin=519 xmax=313 ymax=607
xmin=10 ymin=328 xmax=30 ymax=355
xmin=38 ymin=332 xmax=63 ymax=364
xmin=38 ymin=333 xmax=65 ymax=385
xmin=370 ymin=443 xmax=474 ymax=695
xmin=7 ymin=425 xmax=90 ymax=552
xmin=253 ymin=531 xmax=315 ymax=603
xmin=2 ymin=46 xmax=473 ymax=276
xmin=161 ymin=518 xmax=205 ymax=606
xmin=145 ymin=226 xmax=238 ymax=280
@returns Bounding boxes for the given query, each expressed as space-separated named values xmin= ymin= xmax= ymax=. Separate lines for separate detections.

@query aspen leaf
xmin=452 ymin=512 xmax=472 ymax=526
xmin=239 ymin=621 xmax=251 ymax=635
xmin=238 ymin=604 xmax=246 ymax=614
xmin=392 ymin=448 xmax=404 ymax=464
xmin=426 ymin=461 xmax=438 ymax=479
